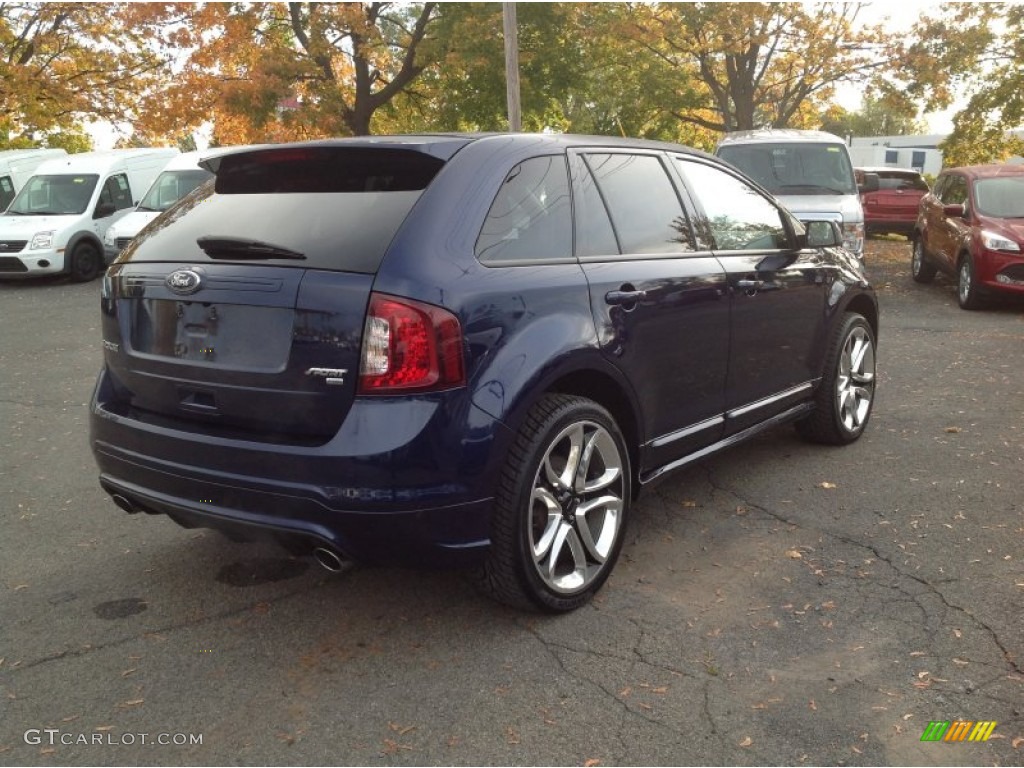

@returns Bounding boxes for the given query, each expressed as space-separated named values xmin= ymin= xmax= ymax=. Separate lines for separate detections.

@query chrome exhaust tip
xmin=312 ymin=547 xmax=351 ymax=573
xmin=110 ymin=494 xmax=138 ymax=514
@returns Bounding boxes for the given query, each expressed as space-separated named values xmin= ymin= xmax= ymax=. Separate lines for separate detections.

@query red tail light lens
xmin=358 ymin=293 xmax=466 ymax=394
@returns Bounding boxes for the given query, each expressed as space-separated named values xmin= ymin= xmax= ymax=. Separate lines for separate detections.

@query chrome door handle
xmin=605 ymin=289 xmax=647 ymax=305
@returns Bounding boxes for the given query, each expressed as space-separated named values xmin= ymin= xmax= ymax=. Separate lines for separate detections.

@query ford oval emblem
xmin=166 ymin=269 xmax=202 ymax=295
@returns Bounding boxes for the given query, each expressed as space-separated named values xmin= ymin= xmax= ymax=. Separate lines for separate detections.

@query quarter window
xmin=676 ymin=159 xmax=788 ymax=251
xmin=583 ymin=153 xmax=694 ymax=254
xmin=476 ymin=156 xmax=573 ymax=264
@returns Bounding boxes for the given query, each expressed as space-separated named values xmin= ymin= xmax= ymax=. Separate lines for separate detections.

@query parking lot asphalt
xmin=1 ymin=239 xmax=1022 ymax=767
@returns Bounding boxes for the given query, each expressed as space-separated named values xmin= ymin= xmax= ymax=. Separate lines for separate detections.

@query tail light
xmin=358 ymin=293 xmax=465 ymax=394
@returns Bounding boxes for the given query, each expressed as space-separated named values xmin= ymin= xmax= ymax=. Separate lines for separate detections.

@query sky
xmin=87 ymin=0 xmax=965 ymax=149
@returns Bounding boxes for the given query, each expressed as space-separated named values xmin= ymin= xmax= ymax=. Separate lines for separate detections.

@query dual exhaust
xmin=108 ymin=491 xmax=352 ymax=574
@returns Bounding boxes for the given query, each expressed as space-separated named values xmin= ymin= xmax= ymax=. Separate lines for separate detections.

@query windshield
xmin=974 ymin=176 xmax=1024 ymax=218
xmin=718 ymin=143 xmax=856 ymax=196
xmin=138 ymin=169 xmax=214 ymax=212
xmin=6 ymin=174 xmax=99 ymax=215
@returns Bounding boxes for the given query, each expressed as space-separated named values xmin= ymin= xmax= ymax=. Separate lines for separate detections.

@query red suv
xmin=912 ymin=164 xmax=1024 ymax=309
xmin=857 ymin=167 xmax=929 ymax=237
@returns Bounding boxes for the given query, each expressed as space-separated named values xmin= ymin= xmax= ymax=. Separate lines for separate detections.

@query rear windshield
xmin=120 ymin=147 xmax=445 ymax=273
xmin=876 ymin=172 xmax=929 ymax=192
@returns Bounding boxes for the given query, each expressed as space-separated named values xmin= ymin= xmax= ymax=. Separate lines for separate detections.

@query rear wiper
xmin=196 ymin=236 xmax=305 ymax=260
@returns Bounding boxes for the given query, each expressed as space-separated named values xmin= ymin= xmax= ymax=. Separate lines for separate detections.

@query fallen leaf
xmin=505 ymin=726 xmax=520 ymax=745
xmin=785 ymin=549 xmax=803 ymax=559
xmin=739 ymin=736 xmax=753 ymax=748
xmin=819 ymin=482 xmax=837 ymax=489
xmin=1011 ymin=737 xmax=1023 ymax=749
xmin=388 ymin=723 xmax=417 ymax=736
xmin=40 ymin=748 xmax=55 ymax=755
xmin=61 ymin=715 xmax=80 ymax=722
xmin=618 ymin=686 xmax=632 ymax=698
xmin=852 ymin=746 xmax=863 ymax=754
xmin=681 ymin=500 xmax=697 ymax=508
xmin=944 ymin=426 xmax=962 ymax=433
xmin=94 ymin=726 xmax=115 ymax=732
xmin=952 ymin=658 xmax=969 ymax=665
xmin=652 ymin=686 xmax=669 ymax=695
xmin=809 ymin=700 xmax=817 ymax=711
xmin=584 ymin=760 xmax=601 ymax=767
xmin=117 ymin=698 xmax=144 ymax=708
xmin=121 ymin=669 xmax=136 ymax=677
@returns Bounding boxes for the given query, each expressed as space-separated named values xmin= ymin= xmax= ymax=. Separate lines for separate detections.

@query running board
xmin=639 ymin=402 xmax=815 ymax=485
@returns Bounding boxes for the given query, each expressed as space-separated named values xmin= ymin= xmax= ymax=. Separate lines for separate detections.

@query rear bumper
xmin=90 ymin=369 xmax=509 ymax=567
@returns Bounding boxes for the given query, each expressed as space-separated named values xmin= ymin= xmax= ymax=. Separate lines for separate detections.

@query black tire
xmin=911 ymin=238 xmax=936 ymax=284
xmin=957 ymin=253 xmax=985 ymax=310
xmin=69 ymin=242 xmax=101 ymax=282
xmin=477 ymin=394 xmax=631 ymax=612
xmin=796 ymin=313 xmax=876 ymax=445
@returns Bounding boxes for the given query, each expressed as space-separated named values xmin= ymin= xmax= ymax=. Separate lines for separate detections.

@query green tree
xmin=897 ymin=4 xmax=1023 ymax=164
xmin=622 ymin=2 xmax=897 ymax=134
xmin=820 ymin=94 xmax=925 ymax=139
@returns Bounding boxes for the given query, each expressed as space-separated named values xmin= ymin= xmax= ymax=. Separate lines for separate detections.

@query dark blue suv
xmin=90 ymin=134 xmax=878 ymax=612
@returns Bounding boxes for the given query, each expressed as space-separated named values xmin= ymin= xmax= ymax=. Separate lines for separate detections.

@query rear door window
xmin=476 ymin=155 xmax=573 ymax=264
xmin=582 ymin=153 xmax=694 ymax=254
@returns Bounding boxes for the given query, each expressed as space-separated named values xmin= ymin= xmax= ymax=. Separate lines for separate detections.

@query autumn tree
xmin=0 ymin=2 xmax=167 ymax=149
xmin=820 ymin=94 xmax=925 ymax=139
xmin=898 ymin=4 xmax=1024 ymax=165
xmin=622 ymin=2 xmax=896 ymax=134
xmin=133 ymin=2 xmax=438 ymax=145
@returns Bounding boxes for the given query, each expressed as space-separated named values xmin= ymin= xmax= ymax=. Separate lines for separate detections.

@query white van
xmin=0 ymin=148 xmax=178 ymax=281
xmin=0 ymin=149 xmax=68 ymax=210
xmin=102 ymin=150 xmax=214 ymax=261
xmin=715 ymin=129 xmax=866 ymax=258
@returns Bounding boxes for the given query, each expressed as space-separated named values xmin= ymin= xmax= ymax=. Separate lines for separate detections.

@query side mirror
xmin=94 ymin=202 xmax=117 ymax=219
xmin=799 ymin=220 xmax=842 ymax=249
xmin=858 ymin=172 xmax=880 ymax=193
xmin=943 ymin=203 xmax=967 ymax=219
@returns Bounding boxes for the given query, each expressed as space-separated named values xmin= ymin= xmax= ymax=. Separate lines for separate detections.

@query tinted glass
xmin=0 ymin=176 xmax=13 ymax=209
xmin=718 ymin=142 xmax=856 ymax=195
xmin=8 ymin=174 xmax=98 ymax=215
xmin=476 ymin=155 xmax=572 ymax=264
xmin=140 ymin=169 xmax=214 ymax=211
xmin=121 ymin=148 xmax=445 ymax=273
xmin=940 ymin=176 xmax=968 ymax=205
xmin=102 ymin=174 xmax=133 ymax=211
xmin=677 ymin=159 xmax=788 ymax=251
xmin=574 ymin=159 xmax=620 ymax=257
xmin=877 ymin=172 xmax=929 ymax=192
xmin=584 ymin=153 xmax=693 ymax=254
xmin=974 ymin=176 xmax=1024 ymax=217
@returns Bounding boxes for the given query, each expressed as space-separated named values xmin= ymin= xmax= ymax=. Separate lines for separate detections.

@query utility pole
xmin=503 ymin=2 xmax=521 ymax=132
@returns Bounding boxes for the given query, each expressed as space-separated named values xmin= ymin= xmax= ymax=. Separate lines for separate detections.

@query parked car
xmin=715 ymin=129 xmax=867 ymax=258
xmin=90 ymin=135 xmax=879 ymax=612
xmin=856 ymin=167 xmax=929 ymax=237
xmin=912 ymin=164 xmax=1024 ymax=309
xmin=0 ymin=148 xmax=179 ymax=281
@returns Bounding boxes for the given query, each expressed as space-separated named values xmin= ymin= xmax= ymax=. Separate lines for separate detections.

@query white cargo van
xmin=102 ymin=150 xmax=214 ymax=261
xmin=0 ymin=148 xmax=178 ymax=281
xmin=0 ymin=149 xmax=68 ymax=210
xmin=715 ymin=129 xmax=866 ymax=258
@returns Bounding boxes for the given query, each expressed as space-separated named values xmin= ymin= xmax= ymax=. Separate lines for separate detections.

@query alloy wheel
xmin=528 ymin=420 xmax=624 ymax=594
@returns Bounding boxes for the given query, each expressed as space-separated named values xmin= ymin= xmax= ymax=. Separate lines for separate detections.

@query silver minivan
xmin=716 ymin=129 xmax=866 ymax=258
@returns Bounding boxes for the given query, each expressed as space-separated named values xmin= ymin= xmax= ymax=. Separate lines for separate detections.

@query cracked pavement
xmin=1 ymin=241 xmax=1022 ymax=766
